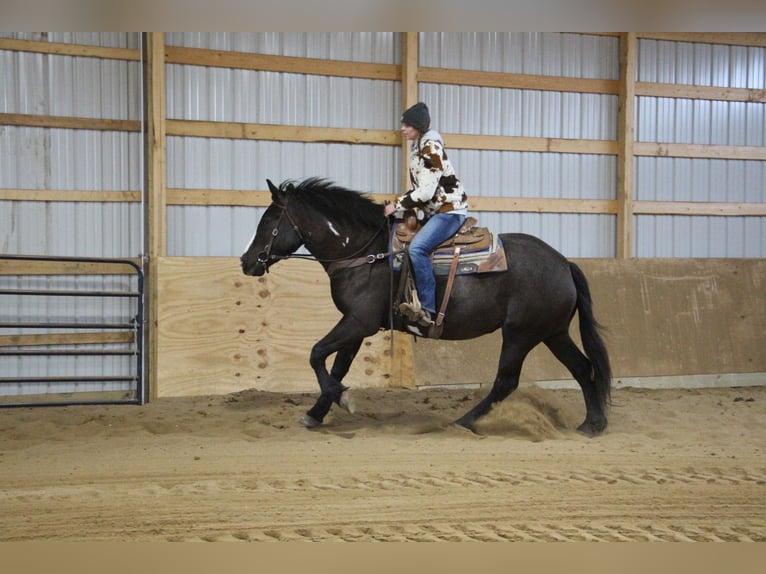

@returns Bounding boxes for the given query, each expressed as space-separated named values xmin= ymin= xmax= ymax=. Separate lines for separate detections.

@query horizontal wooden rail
xmin=4 ymin=187 xmax=764 ymax=218
xmin=637 ymin=32 xmax=766 ymax=48
xmin=419 ymin=67 xmax=619 ymax=95
xmin=633 ymin=201 xmax=766 ymax=217
xmin=165 ymin=46 xmax=400 ymax=81
xmin=0 ymin=189 xmax=140 ymax=202
xmin=636 ymin=82 xmax=766 ymax=104
xmin=0 ymin=332 xmax=135 ymax=348
xmin=0 ymin=38 xmax=140 ymax=60
xmin=445 ymin=134 xmax=618 ymax=154
xmin=634 ymin=142 xmax=766 ymax=161
xmin=0 ymin=112 xmax=140 ymax=132
xmin=165 ymin=119 xmax=399 ymax=145
xmin=0 ymin=259 xmax=142 ymax=275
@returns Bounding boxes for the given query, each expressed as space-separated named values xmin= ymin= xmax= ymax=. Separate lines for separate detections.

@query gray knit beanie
xmin=401 ymin=102 xmax=430 ymax=133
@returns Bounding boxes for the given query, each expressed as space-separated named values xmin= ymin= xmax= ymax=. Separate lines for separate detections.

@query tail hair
xmin=569 ymin=262 xmax=612 ymax=412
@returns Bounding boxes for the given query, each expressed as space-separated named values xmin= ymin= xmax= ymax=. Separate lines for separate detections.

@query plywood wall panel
xmin=156 ymin=257 xmax=413 ymax=396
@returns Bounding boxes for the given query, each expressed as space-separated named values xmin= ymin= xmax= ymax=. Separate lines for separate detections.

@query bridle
xmin=256 ymin=195 xmax=391 ymax=272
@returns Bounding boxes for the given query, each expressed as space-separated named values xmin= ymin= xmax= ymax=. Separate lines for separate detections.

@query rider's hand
xmin=383 ymin=203 xmax=397 ymax=217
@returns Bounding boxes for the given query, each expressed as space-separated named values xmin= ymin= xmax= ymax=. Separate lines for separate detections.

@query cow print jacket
xmin=392 ymin=129 xmax=469 ymax=219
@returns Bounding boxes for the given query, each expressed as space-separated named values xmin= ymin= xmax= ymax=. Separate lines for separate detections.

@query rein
xmin=258 ymin=196 xmax=392 ymax=274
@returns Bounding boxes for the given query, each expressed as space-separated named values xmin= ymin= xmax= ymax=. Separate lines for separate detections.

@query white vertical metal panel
xmin=166 ymin=64 xmax=399 ymax=130
xmin=164 ymin=32 xmax=401 ymax=257
xmin=418 ymin=33 xmax=619 ymax=258
xmin=419 ymin=32 xmax=619 ymax=79
xmin=1 ymin=33 xmax=143 ymax=397
xmin=165 ymin=32 xmax=399 ymax=64
xmin=635 ymin=38 xmax=766 ymax=258
xmin=0 ymin=128 xmax=142 ymax=257
xmin=166 ymin=137 xmax=399 ymax=256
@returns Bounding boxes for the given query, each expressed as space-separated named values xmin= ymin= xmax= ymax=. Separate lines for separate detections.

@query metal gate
xmin=0 ymin=255 xmax=144 ymax=407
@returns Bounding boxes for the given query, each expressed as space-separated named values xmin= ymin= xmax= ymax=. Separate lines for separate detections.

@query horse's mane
xmin=284 ymin=177 xmax=385 ymax=231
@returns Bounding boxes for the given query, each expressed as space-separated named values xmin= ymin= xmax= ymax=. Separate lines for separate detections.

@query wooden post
xmin=400 ymin=32 xmax=419 ymax=193
xmin=616 ymin=33 xmax=636 ymax=259
xmin=143 ymin=32 xmax=167 ymax=400
xmin=387 ymin=32 xmax=420 ymax=389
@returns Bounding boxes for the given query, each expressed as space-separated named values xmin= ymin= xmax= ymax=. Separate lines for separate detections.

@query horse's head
xmin=240 ymin=179 xmax=304 ymax=276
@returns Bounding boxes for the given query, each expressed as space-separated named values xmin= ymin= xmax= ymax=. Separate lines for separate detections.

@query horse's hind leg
xmin=544 ymin=332 xmax=607 ymax=435
xmin=453 ymin=332 xmax=531 ymax=431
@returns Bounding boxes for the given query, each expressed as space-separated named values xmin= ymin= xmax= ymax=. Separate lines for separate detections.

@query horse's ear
xmin=266 ymin=179 xmax=282 ymax=201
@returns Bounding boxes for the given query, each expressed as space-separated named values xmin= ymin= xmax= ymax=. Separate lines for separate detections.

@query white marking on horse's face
xmin=243 ymin=229 xmax=257 ymax=255
xmin=327 ymin=221 xmax=340 ymax=237
xmin=343 ymin=237 xmax=349 ymax=247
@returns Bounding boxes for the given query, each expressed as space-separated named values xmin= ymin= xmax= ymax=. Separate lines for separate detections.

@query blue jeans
xmin=408 ymin=213 xmax=466 ymax=314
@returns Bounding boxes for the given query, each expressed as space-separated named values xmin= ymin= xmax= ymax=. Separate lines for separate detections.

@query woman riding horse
xmin=384 ymin=102 xmax=469 ymax=328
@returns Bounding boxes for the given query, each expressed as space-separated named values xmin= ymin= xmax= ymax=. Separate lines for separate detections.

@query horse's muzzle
xmin=240 ymin=257 xmax=266 ymax=277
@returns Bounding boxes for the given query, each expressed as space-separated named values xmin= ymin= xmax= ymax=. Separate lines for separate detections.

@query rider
xmin=383 ymin=102 xmax=469 ymax=327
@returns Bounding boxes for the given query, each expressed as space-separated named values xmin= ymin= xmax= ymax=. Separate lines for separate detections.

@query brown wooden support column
xmin=388 ymin=32 xmax=420 ymax=389
xmin=142 ymin=32 xmax=167 ymax=400
xmin=616 ymin=32 xmax=637 ymax=259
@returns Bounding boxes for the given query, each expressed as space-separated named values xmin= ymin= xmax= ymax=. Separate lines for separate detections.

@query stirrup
xmin=399 ymin=302 xmax=433 ymax=327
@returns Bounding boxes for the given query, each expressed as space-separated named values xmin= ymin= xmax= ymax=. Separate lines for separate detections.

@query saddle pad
xmin=392 ymin=235 xmax=508 ymax=276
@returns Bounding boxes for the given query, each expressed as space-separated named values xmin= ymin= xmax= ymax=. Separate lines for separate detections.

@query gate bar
xmin=0 ymin=254 xmax=145 ymax=407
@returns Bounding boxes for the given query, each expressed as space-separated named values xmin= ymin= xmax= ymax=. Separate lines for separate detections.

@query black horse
xmin=241 ymin=178 xmax=612 ymax=435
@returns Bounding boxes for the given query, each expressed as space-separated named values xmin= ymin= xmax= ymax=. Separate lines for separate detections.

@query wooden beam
xmin=0 ymin=259 xmax=141 ymax=275
xmin=637 ymin=32 xmax=766 ymax=48
xmin=636 ymin=82 xmax=766 ymax=104
xmin=616 ymin=33 xmax=637 ymax=259
xmin=0 ymin=38 xmax=140 ymax=61
xmin=466 ymin=197 xmax=617 ymax=214
xmin=634 ymin=201 xmax=766 ymax=217
xmin=165 ymin=187 xmax=618 ymax=214
xmin=0 ymin=112 xmax=139 ymax=132
xmin=143 ymin=32 xmax=167 ymax=402
xmin=165 ymin=45 xmax=399 ymax=81
xmin=400 ymin=32 xmax=419 ymax=194
xmin=419 ymin=67 xmax=619 ymax=95
xmin=445 ymin=134 xmax=618 ymax=155
xmin=634 ymin=142 xmax=766 ymax=161
xmin=165 ymin=119 xmax=399 ymax=146
xmin=0 ymin=189 xmax=140 ymax=202
xmin=166 ymin=189 xmax=270 ymax=207
xmin=0 ymin=332 xmax=134 ymax=348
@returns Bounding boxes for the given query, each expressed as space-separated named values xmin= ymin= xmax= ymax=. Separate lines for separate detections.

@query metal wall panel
xmin=166 ymin=137 xmax=399 ymax=256
xmin=166 ymin=32 xmax=399 ymax=63
xmin=0 ymin=40 xmax=143 ymax=258
xmin=164 ymin=32 xmax=402 ymax=256
xmin=419 ymin=33 xmax=619 ymax=258
xmin=635 ymin=38 xmax=766 ymax=257
xmin=1 ymin=33 xmax=142 ymax=397
xmin=419 ymin=32 xmax=619 ymax=79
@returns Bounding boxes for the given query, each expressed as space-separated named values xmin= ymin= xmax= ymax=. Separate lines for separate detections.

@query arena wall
xmin=156 ymin=257 xmax=766 ymax=397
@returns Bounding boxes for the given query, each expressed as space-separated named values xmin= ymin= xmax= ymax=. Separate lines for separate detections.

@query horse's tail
xmin=569 ymin=262 xmax=612 ymax=413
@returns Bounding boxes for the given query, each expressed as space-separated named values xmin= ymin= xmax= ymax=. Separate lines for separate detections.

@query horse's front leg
xmin=301 ymin=315 xmax=367 ymax=428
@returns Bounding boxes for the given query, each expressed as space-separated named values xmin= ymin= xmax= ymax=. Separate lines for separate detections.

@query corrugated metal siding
xmin=166 ymin=138 xmax=400 ymax=256
xmin=1 ymin=33 xmax=142 ymax=397
xmin=635 ymin=38 xmax=766 ymax=257
xmin=165 ymin=32 xmax=401 ymax=256
xmin=0 ymin=42 xmax=143 ymax=258
xmin=419 ymin=33 xmax=619 ymax=257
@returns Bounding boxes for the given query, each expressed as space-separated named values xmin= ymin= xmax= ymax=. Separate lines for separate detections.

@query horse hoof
xmin=299 ymin=414 xmax=321 ymax=428
xmin=577 ymin=419 xmax=607 ymax=437
xmin=339 ymin=390 xmax=356 ymax=414
xmin=452 ymin=418 xmax=477 ymax=434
